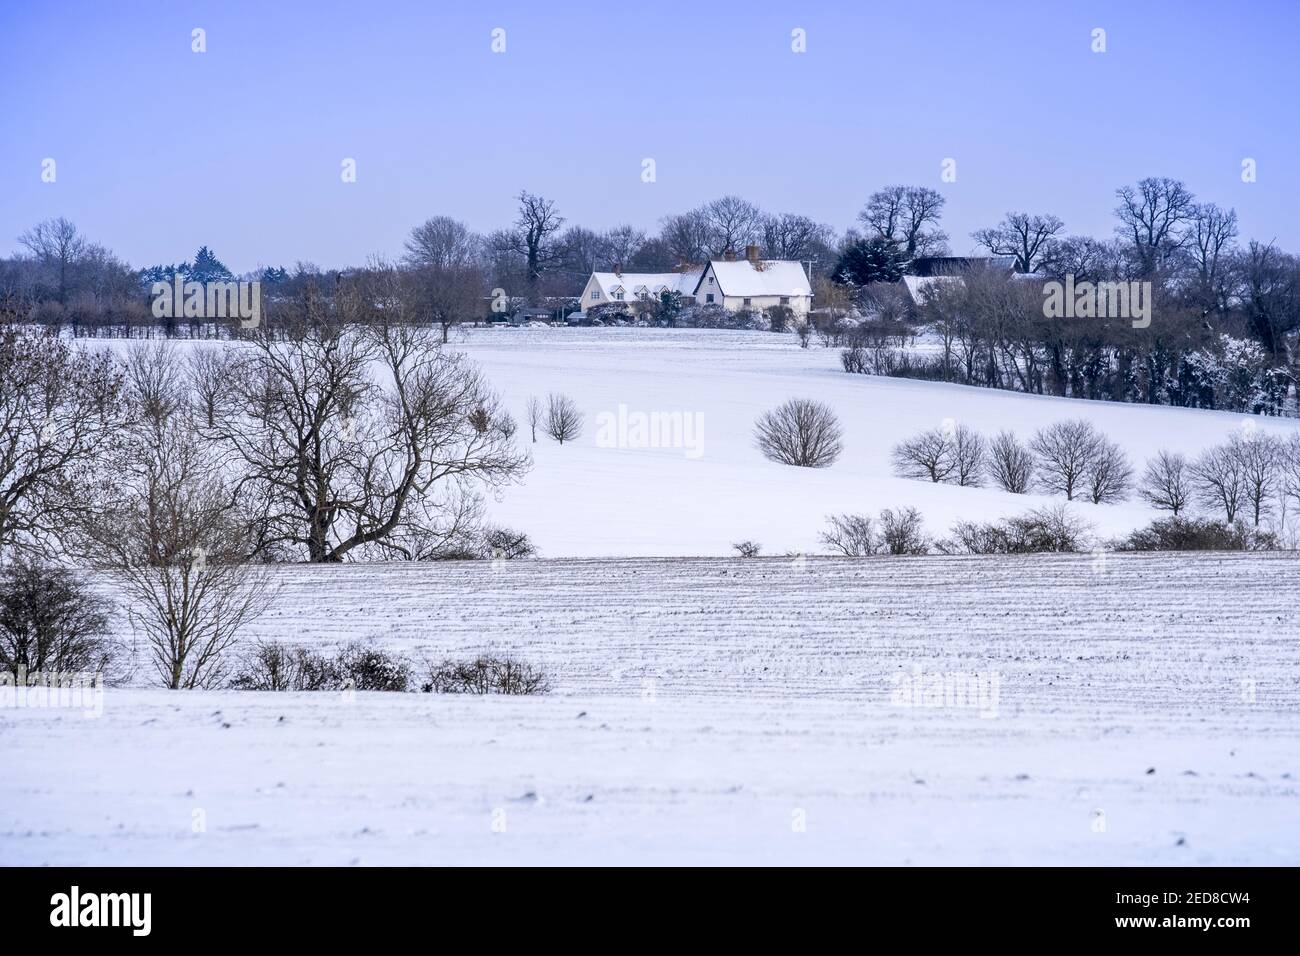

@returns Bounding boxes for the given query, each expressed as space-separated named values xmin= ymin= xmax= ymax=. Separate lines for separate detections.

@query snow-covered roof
xmin=589 ymin=268 xmax=702 ymax=300
xmin=902 ymin=274 xmax=961 ymax=301
xmin=701 ymin=259 xmax=812 ymax=298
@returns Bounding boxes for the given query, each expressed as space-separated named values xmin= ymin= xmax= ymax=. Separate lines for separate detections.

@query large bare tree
xmin=209 ymin=312 xmax=527 ymax=562
xmin=858 ymin=186 xmax=948 ymax=258
xmin=971 ymin=212 xmax=1064 ymax=273
xmin=1114 ymin=176 xmax=1195 ymax=274
xmin=0 ymin=328 xmax=126 ymax=555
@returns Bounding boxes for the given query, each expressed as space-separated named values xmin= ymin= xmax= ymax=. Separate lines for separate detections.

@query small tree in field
xmin=985 ymin=431 xmax=1034 ymax=494
xmin=1138 ymin=450 xmax=1191 ymax=515
xmin=892 ymin=428 xmax=954 ymax=483
xmin=1030 ymin=419 xmax=1103 ymax=501
xmin=525 ymin=396 xmax=542 ymax=443
xmin=545 ymin=393 xmax=583 ymax=444
xmin=755 ymin=399 xmax=843 ymax=468
xmin=1084 ymin=437 xmax=1133 ymax=504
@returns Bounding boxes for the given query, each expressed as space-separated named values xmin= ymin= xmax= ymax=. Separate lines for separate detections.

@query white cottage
xmin=693 ymin=246 xmax=812 ymax=316
xmin=579 ymin=245 xmax=813 ymax=317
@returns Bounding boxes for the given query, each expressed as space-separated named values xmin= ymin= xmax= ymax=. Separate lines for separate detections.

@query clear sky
xmin=2 ymin=0 xmax=1297 ymax=272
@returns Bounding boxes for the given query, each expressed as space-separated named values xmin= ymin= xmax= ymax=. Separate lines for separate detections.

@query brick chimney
xmin=745 ymin=244 xmax=760 ymax=263
xmin=723 ymin=249 xmax=736 ymax=262
xmin=613 ymin=263 xmax=622 ymax=276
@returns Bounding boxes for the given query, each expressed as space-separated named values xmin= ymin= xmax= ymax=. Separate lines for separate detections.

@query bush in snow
xmin=0 ymin=558 xmax=112 ymax=681
xmin=228 ymin=641 xmax=340 ymax=691
xmin=336 ymin=643 xmax=411 ymax=692
xmin=878 ymin=507 xmax=930 ymax=555
xmin=821 ymin=509 xmax=930 ymax=556
xmin=938 ymin=505 xmax=1093 ymax=554
xmin=820 ymin=514 xmax=879 ymax=556
xmin=755 ymin=398 xmax=843 ymax=468
xmin=1114 ymin=517 xmax=1278 ymax=552
xmin=732 ymin=540 xmax=762 ymax=558
xmin=422 ymin=656 xmax=548 ymax=695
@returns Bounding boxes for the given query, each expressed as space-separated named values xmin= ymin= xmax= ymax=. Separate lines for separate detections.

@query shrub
xmin=480 ymin=526 xmax=536 ymax=560
xmin=336 ymin=643 xmax=411 ymax=692
xmin=1114 ymin=517 xmax=1278 ymax=552
xmin=755 ymin=398 xmax=844 ymax=468
xmin=422 ymin=656 xmax=549 ymax=695
xmin=939 ymin=505 xmax=1093 ymax=554
xmin=0 ymin=559 xmax=112 ymax=680
xmin=891 ymin=424 xmax=984 ymax=486
xmin=228 ymin=641 xmax=340 ymax=691
xmin=732 ymin=540 xmax=762 ymax=558
xmin=820 ymin=513 xmax=879 ymax=556
xmin=878 ymin=507 xmax=930 ymax=555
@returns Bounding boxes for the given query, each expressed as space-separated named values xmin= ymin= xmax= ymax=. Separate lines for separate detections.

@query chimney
xmin=613 ymin=263 xmax=622 ymax=276
xmin=745 ymin=244 xmax=760 ymax=263
xmin=723 ymin=249 xmax=736 ymax=262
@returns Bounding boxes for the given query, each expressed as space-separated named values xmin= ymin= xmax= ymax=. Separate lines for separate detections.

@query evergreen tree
xmin=189 ymin=246 xmax=233 ymax=283
xmin=831 ymin=237 xmax=905 ymax=286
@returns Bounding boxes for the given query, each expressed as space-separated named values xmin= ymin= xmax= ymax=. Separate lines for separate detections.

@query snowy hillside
xmin=444 ymin=328 xmax=1300 ymax=556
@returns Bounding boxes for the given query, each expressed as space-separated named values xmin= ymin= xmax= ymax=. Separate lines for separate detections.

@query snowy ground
xmin=447 ymin=327 xmax=1300 ymax=556
xmin=4 ymin=553 xmax=1297 ymax=866
xmin=94 ymin=326 xmax=1300 ymax=557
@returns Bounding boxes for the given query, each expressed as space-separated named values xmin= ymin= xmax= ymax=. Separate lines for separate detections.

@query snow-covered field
xmin=443 ymin=327 xmax=1300 ymax=556
xmin=3 ymin=553 xmax=1297 ymax=865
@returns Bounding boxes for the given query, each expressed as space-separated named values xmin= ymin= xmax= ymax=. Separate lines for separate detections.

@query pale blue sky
xmin=1 ymin=0 xmax=1297 ymax=272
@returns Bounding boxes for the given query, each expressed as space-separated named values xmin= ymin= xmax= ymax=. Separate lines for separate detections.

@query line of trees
xmin=890 ymin=419 xmax=1300 ymax=535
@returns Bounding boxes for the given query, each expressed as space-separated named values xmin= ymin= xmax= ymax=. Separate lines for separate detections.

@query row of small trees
xmin=891 ymin=419 xmax=1300 ymax=527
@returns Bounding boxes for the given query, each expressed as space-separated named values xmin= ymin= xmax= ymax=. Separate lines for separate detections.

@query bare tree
xmin=1084 ymin=437 xmax=1133 ymax=504
xmin=1230 ymin=432 xmax=1280 ymax=527
xmin=702 ymin=195 xmax=764 ymax=255
xmin=755 ymin=399 xmax=843 ymax=468
xmin=1138 ymin=450 xmax=1192 ymax=515
xmin=1190 ymin=441 xmax=1246 ymax=523
xmin=404 ymin=215 xmax=482 ymax=270
xmin=525 ymin=395 xmax=542 ymax=443
xmin=78 ymin=375 xmax=273 ymax=689
xmin=891 ymin=427 xmax=955 ymax=483
xmin=17 ymin=217 xmax=87 ymax=304
xmin=659 ymin=210 xmax=713 ymax=265
xmin=985 ymin=430 xmax=1035 ymax=493
xmin=544 ymin=393 xmax=583 ymax=444
xmin=858 ymin=186 xmax=948 ymax=258
xmin=950 ymin=425 xmax=986 ymax=487
xmin=0 ymin=328 xmax=126 ymax=555
xmin=209 ymin=315 xmax=527 ymax=562
xmin=0 ymin=558 xmax=111 ymax=679
xmin=820 ymin=514 xmax=878 ymax=556
xmin=1186 ymin=202 xmax=1238 ymax=315
xmin=971 ymin=212 xmax=1064 ymax=273
xmin=504 ymin=191 xmax=565 ymax=298
xmin=1114 ymin=176 xmax=1195 ymax=274
xmin=1030 ymin=420 xmax=1104 ymax=501
xmin=187 ymin=348 xmax=235 ymax=429
xmin=761 ymin=213 xmax=835 ymax=262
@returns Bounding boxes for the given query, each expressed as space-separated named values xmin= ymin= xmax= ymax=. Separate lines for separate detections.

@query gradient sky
xmin=2 ymin=0 xmax=1297 ymax=273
